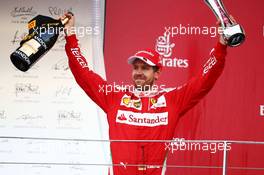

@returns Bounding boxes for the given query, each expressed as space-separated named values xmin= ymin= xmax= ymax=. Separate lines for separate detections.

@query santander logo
xmin=116 ymin=110 xmax=168 ymax=127
xmin=117 ymin=113 xmax=127 ymax=121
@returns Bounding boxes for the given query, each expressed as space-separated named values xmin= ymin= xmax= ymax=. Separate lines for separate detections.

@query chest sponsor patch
xmin=116 ymin=110 xmax=168 ymax=127
xmin=120 ymin=94 xmax=142 ymax=110
xmin=150 ymin=95 xmax=167 ymax=109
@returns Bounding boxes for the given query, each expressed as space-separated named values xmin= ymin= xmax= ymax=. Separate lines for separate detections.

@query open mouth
xmin=134 ymin=75 xmax=146 ymax=81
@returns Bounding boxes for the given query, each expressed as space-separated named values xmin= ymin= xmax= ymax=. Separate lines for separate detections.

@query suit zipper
xmin=141 ymin=145 xmax=146 ymax=175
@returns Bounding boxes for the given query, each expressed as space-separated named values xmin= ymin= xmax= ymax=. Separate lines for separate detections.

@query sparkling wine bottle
xmin=10 ymin=14 xmax=71 ymax=72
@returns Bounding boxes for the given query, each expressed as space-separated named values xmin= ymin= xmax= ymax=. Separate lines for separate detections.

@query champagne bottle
xmin=10 ymin=14 xmax=71 ymax=72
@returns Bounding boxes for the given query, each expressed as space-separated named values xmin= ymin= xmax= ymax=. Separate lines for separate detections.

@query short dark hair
xmin=153 ymin=66 xmax=160 ymax=72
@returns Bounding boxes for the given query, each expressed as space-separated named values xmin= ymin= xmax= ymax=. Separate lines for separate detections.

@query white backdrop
xmin=0 ymin=0 xmax=110 ymax=174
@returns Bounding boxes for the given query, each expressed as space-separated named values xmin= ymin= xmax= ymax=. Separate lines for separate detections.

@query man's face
xmin=131 ymin=59 xmax=160 ymax=90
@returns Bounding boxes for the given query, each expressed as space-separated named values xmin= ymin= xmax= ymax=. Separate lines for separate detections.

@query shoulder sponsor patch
xmin=70 ymin=48 xmax=89 ymax=68
xmin=203 ymin=55 xmax=217 ymax=75
xmin=116 ymin=110 xmax=168 ymax=127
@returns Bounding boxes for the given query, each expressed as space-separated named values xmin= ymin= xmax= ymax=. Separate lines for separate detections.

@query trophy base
xmin=223 ymin=24 xmax=245 ymax=47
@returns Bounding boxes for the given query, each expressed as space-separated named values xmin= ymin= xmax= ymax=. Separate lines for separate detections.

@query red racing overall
xmin=65 ymin=34 xmax=227 ymax=175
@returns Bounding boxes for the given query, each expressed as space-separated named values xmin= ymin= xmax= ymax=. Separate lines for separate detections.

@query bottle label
xmin=33 ymin=35 xmax=47 ymax=49
xmin=19 ymin=38 xmax=41 ymax=57
xmin=14 ymin=50 xmax=31 ymax=65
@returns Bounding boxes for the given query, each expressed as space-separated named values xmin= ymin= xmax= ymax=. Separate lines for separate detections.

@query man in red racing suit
xmin=64 ymin=13 xmax=227 ymax=175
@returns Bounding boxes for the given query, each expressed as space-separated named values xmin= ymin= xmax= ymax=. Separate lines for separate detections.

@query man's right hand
xmin=61 ymin=12 xmax=75 ymax=36
xmin=217 ymin=15 xmax=237 ymax=46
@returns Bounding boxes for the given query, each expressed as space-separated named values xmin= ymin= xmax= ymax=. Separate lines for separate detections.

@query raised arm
xmin=169 ymin=41 xmax=227 ymax=117
xmin=64 ymin=13 xmax=111 ymax=113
